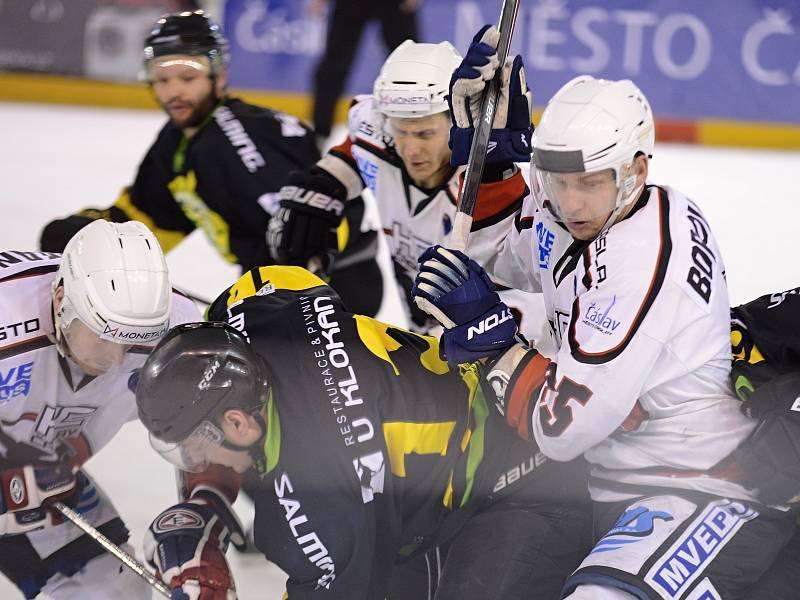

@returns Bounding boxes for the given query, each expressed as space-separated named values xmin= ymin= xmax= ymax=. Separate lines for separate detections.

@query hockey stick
xmin=52 ymin=501 xmax=172 ymax=598
xmin=449 ymin=0 xmax=522 ymax=252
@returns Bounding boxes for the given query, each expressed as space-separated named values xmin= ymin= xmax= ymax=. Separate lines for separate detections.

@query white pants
xmin=564 ymin=584 xmax=638 ymax=599
xmin=40 ymin=544 xmax=153 ymax=599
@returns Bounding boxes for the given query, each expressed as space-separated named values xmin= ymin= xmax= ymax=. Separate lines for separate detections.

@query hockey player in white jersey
xmin=0 ymin=220 xmax=198 ymax=599
xmin=267 ymin=39 xmax=536 ymax=336
xmin=412 ymin=25 xmax=795 ymax=600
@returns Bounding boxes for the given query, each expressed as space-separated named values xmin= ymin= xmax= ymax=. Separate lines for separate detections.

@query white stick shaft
xmin=53 ymin=502 xmax=172 ymax=598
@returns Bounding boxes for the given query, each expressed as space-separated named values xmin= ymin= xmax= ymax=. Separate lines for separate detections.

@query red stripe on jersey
xmin=466 ymin=169 xmax=527 ymax=224
xmin=0 ymin=335 xmax=52 ymax=361
xmin=64 ymin=433 xmax=93 ymax=469
xmin=506 ymin=351 xmax=551 ymax=441
xmin=328 ymin=135 xmax=355 ymax=160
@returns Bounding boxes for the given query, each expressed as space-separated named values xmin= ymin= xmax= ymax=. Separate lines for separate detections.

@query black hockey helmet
xmin=143 ymin=10 xmax=229 ymax=73
xmin=136 ymin=321 xmax=268 ymax=444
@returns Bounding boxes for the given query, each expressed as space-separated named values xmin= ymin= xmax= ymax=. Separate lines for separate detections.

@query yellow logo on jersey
xmin=168 ymin=170 xmax=237 ymax=263
xmin=730 ymin=327 xmax=765 ymax=364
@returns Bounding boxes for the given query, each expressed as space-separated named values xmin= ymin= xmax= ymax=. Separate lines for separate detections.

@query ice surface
xmin=1 ymin=100 xmax=797 ymax=599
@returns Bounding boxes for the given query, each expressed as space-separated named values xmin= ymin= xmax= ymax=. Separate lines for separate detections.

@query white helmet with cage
xmin=54 ymin=220 xmax=172 ymax=371
xmin=373 ymin=39 xmax=462 ymax=118
xmin=531 ymin=75 xmax=655 ymax=226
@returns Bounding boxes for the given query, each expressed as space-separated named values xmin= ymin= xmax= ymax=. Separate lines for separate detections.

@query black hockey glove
xmin=715 ymin=372 xmax=800 ymax=506
xmin=267 ymin=167 xmax=347 ymax=274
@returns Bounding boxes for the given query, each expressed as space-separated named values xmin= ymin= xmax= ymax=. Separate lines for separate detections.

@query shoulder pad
xmin=348 ymin=96 xmax=385 ymax=148
xmin=568 ymin=192 xmax=673 ymax=363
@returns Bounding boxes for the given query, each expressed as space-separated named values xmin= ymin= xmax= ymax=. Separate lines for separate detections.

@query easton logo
xmin=154 ymin=509 xmax=204 ymax=533
xmin=466 ymin=308 xmax=514 ymax=340
xmin=9 ymin=475 xmax=25 ymax=505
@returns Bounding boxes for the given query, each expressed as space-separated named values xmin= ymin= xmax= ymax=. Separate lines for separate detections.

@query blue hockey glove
xmin=144 ymin=489 xmax=245 ymax=600
xmin=412 ymin=245 xmax=518 ymax=366
xmin=448 ymin=25 xmax=533 ymax=166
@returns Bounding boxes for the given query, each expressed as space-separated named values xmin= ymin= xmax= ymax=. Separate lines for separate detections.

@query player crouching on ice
xmin=136 ymin=266 xmax=592 ymax=600
xmin=411 ymin=25 xmax=799 ymax=600
xmin=0 ymin=220 xmax=198 ymax=599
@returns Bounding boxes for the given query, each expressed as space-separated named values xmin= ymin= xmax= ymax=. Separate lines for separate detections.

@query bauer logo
xmin=647 ymin=500 xmax=757 ymax=598
xmin=154 ymin=509 xmax=204 ymax=533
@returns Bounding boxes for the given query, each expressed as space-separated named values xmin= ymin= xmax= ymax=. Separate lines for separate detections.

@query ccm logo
xmin=280 ymin=186 xmax=344 ymax=215
xmin=467 ymin=308 xmax=513 ymax=340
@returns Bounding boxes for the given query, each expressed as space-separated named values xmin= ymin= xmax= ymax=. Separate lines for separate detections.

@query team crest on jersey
xmin=582 ymin=295 xmax=622 ymax=336
xmin=256 ymin=282 xmax=276 ymax=296
xmin=592 ymin=505 xmax=674 ymax=554
xmin=442 ymin=214 xmax=452 ymax=236
xmin=355 ymin=154 xmax=379 ymax=192
xmin=536 ymin=222 xmax=555 ymax=268
xmin=0 ymin=361 xmax=33 ymax=402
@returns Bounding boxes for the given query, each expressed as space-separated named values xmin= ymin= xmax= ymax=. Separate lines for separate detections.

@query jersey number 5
xmin=538 ymin=372 xmax=593 ymax=437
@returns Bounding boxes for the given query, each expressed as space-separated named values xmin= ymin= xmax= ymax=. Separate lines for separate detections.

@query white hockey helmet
xmin=531 ymin=75 xmax=655 ymax=224
xmin=373 ymin=40 xmax=462 ymax=118
xmin=54 ymin=220 xmax=172 ymax=358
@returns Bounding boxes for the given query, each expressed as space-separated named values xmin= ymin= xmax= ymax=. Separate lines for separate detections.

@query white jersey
xmin=318 ymin=96 xmax=540 ymax=336
xmin=484 ymin=182 xmax=757 ymax=503
xmin=0 ymin=251 xmax=198 ymax=554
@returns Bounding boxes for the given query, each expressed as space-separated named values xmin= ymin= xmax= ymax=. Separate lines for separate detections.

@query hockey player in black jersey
xmin=724 ymin=287 xmax=800 ymax=599
xmin=38 ymin=10 xmax=382 ymax=316
xmin=135 ymin=266 xmax=591 ymax=600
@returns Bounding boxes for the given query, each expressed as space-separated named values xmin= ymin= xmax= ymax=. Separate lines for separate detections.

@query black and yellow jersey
xmin=730 ymin=287 xmax=800 ymax=401
xmin=206 ymin=266 xmax=571 ymax=599
xmin=40 ymin=98 xmax=376 ymax=275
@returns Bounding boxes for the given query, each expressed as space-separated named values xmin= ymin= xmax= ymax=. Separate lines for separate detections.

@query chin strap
xmin=245 ymin=411 xmax=268 ymax=475
xmin=49 ymin=298 xmax=70 ymax=360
